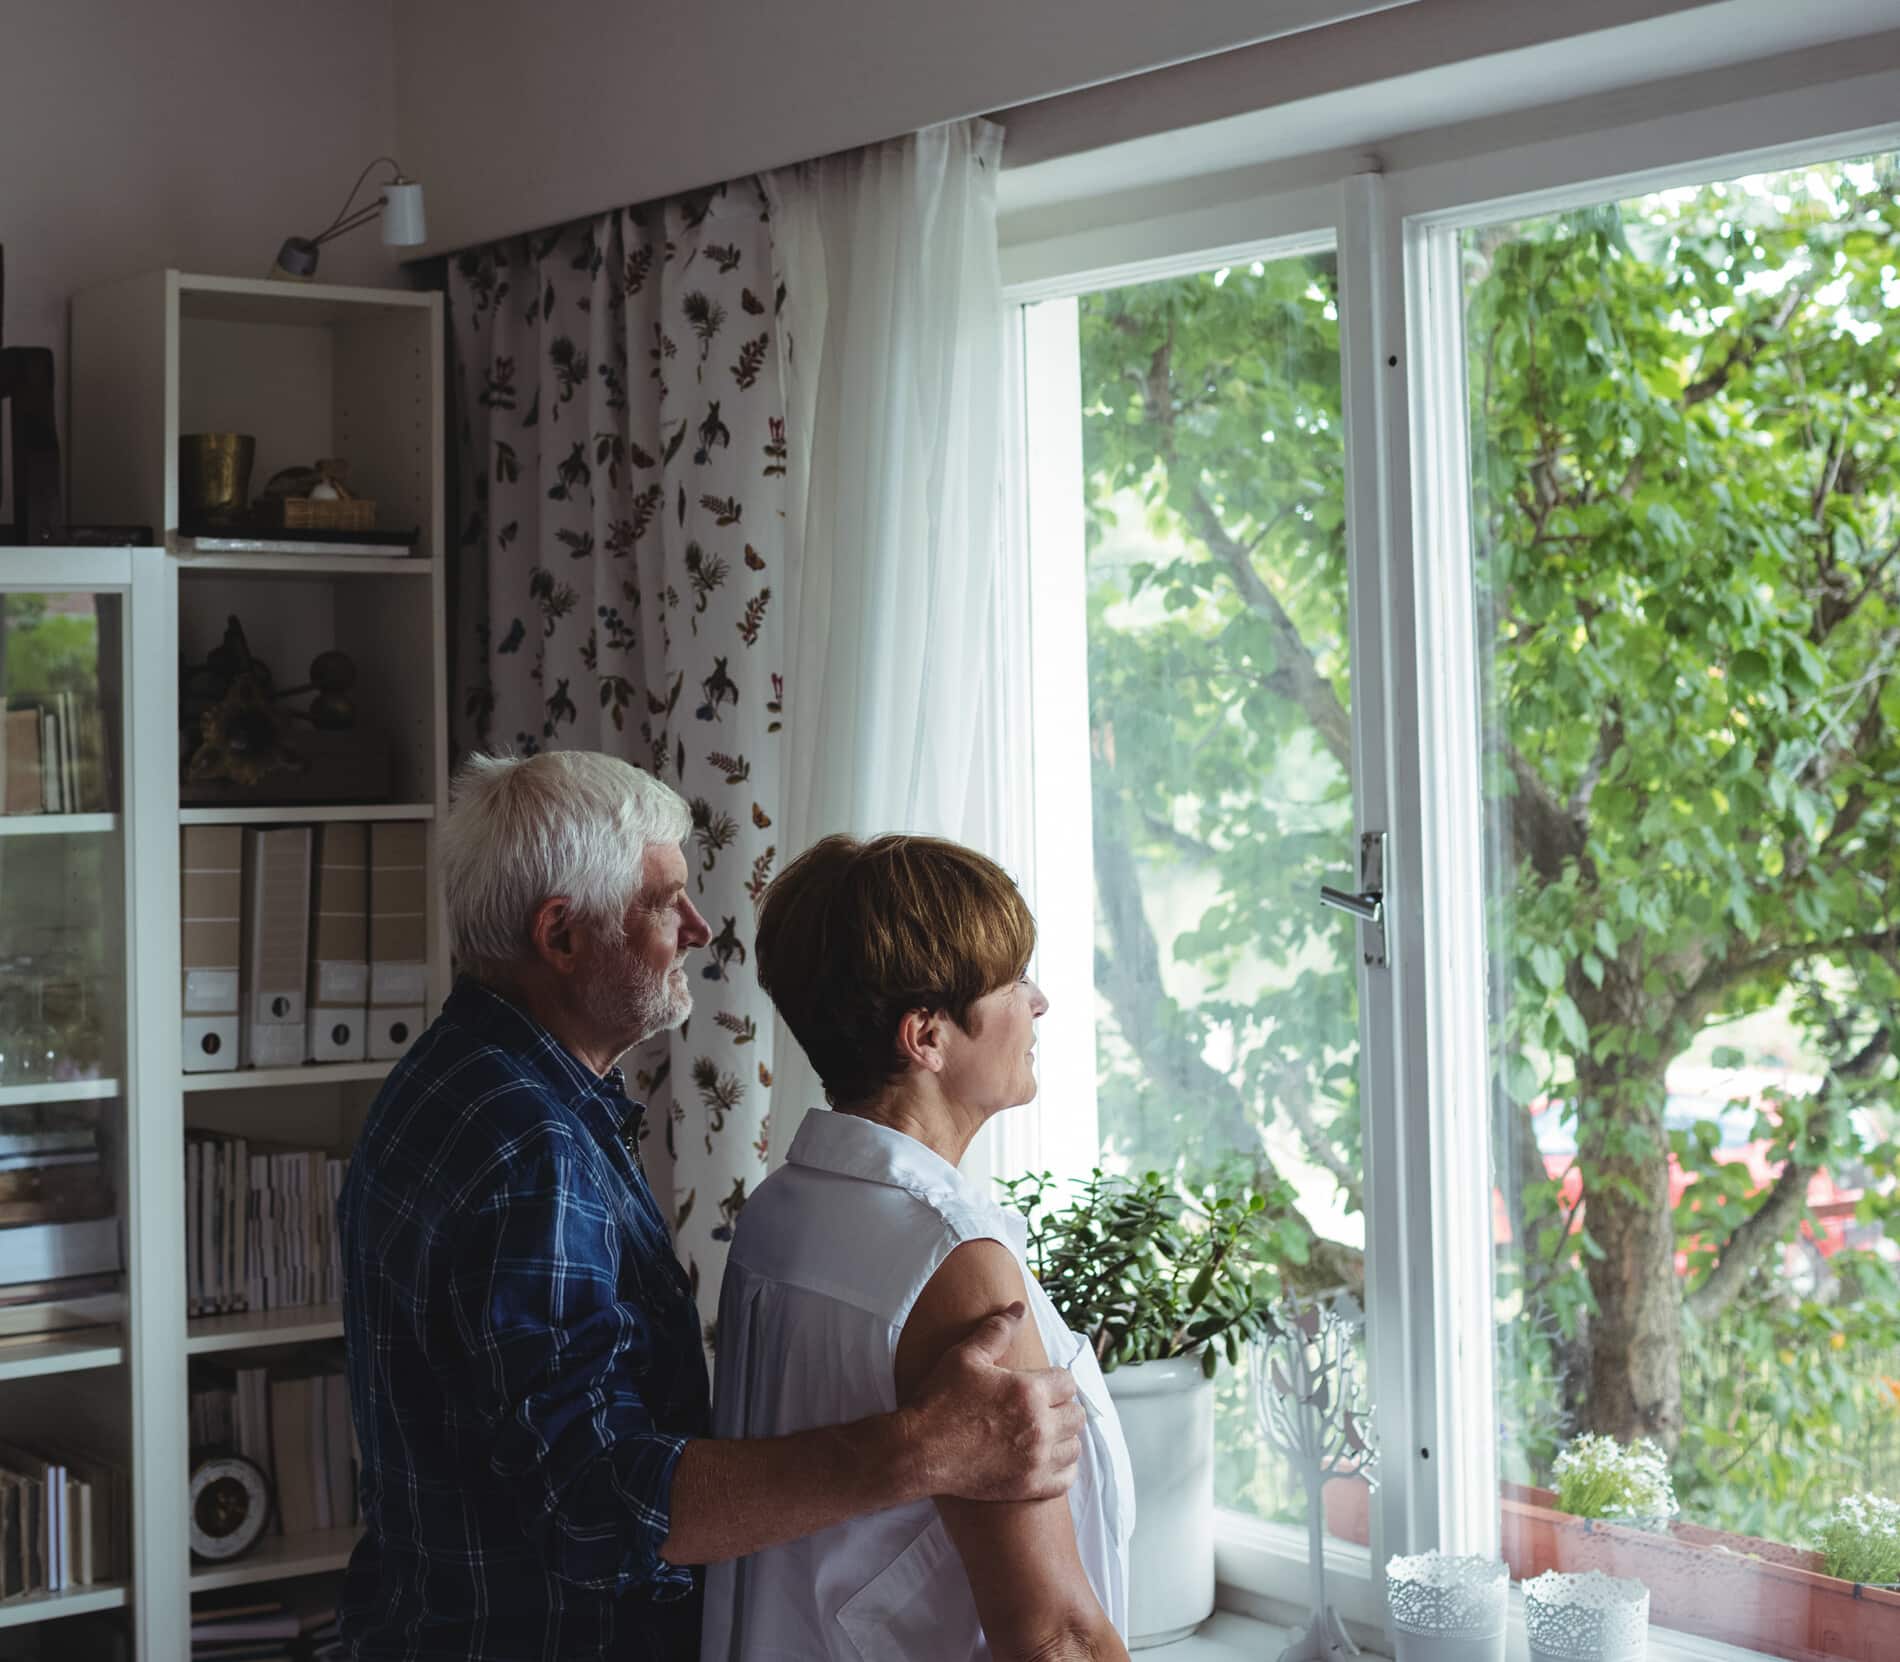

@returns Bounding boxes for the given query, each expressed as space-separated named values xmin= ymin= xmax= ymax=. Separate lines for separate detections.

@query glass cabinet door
xmin=0 ymin=580 xmax=128 ymax=1355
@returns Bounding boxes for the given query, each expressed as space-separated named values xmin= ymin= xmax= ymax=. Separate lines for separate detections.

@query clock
xmin=188 ymin=1452 xmax=272 ymax=1562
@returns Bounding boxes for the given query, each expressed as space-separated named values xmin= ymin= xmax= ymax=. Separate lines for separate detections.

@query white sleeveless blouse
xmin=700 ymin=1110 xmax=1135 ymax=1662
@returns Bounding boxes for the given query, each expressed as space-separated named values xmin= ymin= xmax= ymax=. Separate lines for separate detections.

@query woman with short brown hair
xmin=701 ymin=834 xmax=1133 ymax=1662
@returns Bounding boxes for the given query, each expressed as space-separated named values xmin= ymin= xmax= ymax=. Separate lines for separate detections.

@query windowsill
xmin=1208 ymin=1513 xmax=1830 ymax=1662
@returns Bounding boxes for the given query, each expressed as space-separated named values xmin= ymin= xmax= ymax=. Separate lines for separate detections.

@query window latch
xmin=1319 ymin=831 xmax=1387 ymax=968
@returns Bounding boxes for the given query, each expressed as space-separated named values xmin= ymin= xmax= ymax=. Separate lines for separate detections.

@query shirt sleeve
xmin=431 ymin=1124 xmax=694 ymax=1596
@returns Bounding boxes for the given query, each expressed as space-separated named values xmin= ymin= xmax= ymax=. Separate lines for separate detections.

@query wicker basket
xmin=259 ymin=496 xmax=377 ymax=532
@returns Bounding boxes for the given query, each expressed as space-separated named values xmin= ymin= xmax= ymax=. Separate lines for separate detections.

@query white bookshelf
xmin=0 ymin=1078 xmax=121 ymax=1107
xmin=0 ymin=1580 xmax=130 ymax=1630
xmin=179 ymin=803 xmax=434 ymax=827
xmin=0 ymin=270 xmax=455 ymax=1656
xmin=0 ymin=813 xmax=120 ymax=838
xmin=187 ymin=1527 xmax=359 ymax=1594
xmin=182 ymin=1061 xmax=391 ymax=1094
xmin=186 ymin=1304 xmax=343 ymax=1355
xmin=0 ymin=1329 xmax=127 ymax=1382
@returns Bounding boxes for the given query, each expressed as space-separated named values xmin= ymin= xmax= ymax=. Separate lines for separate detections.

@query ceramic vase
xmin=1104 ymin=1355 xmax=1216 ymax=1648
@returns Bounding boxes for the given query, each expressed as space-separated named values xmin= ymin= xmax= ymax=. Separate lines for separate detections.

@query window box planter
xmin=1500 ymin=1482 xmax=1900 ymax=1662
xmin=1315 ymin=1477 xmax=1898 ymax=1660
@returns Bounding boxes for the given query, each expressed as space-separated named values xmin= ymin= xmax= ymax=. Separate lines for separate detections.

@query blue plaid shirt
xmin=338 ymin=978 xmax=710 ymax=1661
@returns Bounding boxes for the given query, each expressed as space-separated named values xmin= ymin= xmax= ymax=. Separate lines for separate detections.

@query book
xmin=0 ymin=1216 xmax=121 ymax=1286
xmin=179 ymin=529 xmax=419 ymax=556
xmin=3 ymin=707 xmax=41 ymax=813
xmin=0 ymin=1286 xmax=123 ymax=1340
xmin=0 ymin=1154 xmax=111 ymax=1223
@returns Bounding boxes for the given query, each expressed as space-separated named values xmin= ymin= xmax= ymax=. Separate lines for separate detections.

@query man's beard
xmin=580 ymin=931 xmax=692 ymax=1062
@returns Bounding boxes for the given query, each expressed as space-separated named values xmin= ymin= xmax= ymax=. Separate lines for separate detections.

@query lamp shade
xmin=381 ymin=181 xmax=427 ymax=247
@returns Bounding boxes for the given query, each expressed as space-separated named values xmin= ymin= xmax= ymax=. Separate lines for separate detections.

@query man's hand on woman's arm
xmin=895 ymin=1241 xmax=1130 ymax=1662
xmin=657 ymin=1301 xmax=1085 ymax=1567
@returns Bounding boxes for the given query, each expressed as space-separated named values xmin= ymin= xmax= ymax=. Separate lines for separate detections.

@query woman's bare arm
xmin=894 ymin=1241 xmax=1130 ymax=1662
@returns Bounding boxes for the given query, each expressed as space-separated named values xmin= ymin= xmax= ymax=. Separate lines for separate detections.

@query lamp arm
xmin=311 ymin=202 xmax=385 ymax=248
xmin=315 ymin=155 xmax=405 ymax=238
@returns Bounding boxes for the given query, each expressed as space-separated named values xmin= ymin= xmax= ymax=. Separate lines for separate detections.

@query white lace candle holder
xmin=1385 ymin=1553 xmax=1508 ymax=1661
xmin=1523 ymin=1569 xmax=1650 ymax=1661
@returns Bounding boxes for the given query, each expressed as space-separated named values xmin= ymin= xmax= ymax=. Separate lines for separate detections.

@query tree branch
xmin=1685 ymin=1026 xmax=1893 ymax=1322
xmin=1179 ymin=484 xmax=1353 ymax=770
xmin=1092 ymin=786 xmax=1365 ymax=1298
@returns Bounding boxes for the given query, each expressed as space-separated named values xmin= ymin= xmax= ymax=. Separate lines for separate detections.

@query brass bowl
xmin=179 ymin=433 xmax=256 ymax=525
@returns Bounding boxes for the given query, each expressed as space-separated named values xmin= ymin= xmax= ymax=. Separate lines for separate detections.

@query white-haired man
xmin=337 ymin=751 xmax=1084 ymax=1661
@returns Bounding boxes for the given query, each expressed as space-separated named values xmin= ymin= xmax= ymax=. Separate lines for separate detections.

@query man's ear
xmin=529 ymin=896 xmax=584 ymax=974
xmin=895 ymin=1008 xmax=947 ymax=1075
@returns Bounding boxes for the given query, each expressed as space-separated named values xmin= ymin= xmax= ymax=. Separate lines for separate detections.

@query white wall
xmin=0 ymin=0 xmax=401 ymax=516
xmin=391 ymin=0 xmax=1415 ymax=257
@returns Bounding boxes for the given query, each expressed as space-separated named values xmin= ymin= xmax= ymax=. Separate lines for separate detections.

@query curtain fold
xmin=447 ymin=118 xmax=1009 ymax=1303
xmin=763 ymin=120 xmax=1009 ymax=1159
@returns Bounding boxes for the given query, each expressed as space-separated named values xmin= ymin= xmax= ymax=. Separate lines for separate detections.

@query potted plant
xmin=1500 ymin=1473 xmax=1900 ymax=1659
xmin=1001 ymin=1166 xmax=1288 ymax=1649
xmin=1551 ymin=1434 xmax=1679 ymax=1532
xmin=1815 ymin=1493 xmax=1900 ymax=1589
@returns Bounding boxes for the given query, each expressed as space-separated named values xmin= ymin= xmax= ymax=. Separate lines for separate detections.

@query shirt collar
xmin=785 ymin=1108 xmax=998 ymax=1217
xmin=442 ymin=977 xmax=644 ymax=1132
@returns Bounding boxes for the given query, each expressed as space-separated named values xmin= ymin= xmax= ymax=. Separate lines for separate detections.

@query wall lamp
xmin=271 ymin=156 xmax=427 ymax=281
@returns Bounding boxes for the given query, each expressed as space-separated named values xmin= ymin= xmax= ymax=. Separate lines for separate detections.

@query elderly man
xmin=338 ymin=751 xmax=1084 ymax=1661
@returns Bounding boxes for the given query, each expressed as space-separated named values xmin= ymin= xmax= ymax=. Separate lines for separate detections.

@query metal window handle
xmin=1319 ymin=831 xmax=1388 ymax=968
xmin=1319 ymin=885 xmax=1383 ymax=925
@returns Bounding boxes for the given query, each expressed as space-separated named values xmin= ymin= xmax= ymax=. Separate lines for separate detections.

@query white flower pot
xmin=1385 ymin=1552 xmax=1508 ymax=1662
xmin=1105 ymin=1355 xmax=1216 ymax=1649
xmin=1524 ymin=1569 xmax=1650 ymax=1662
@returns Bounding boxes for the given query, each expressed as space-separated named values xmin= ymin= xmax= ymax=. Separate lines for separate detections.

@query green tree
xmin=1078 ymin=160 xmax=1900 ymax=1521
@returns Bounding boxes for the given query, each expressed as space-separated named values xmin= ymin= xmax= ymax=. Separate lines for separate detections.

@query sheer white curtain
xmin=762 ymin=119 xmax=1015 ymax=1161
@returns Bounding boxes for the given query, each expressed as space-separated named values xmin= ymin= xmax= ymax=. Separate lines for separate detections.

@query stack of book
xmin=191 ymin=1595 xmax=344 ymax=1661
xmin=0 ymin=691 xmax=112 ymax=815
xmin=186 ymin=1133 xmax=345 ymax=1318
xmin=0 ymin=1105 xmax=122 ymax=1342
xmin=0 ymin=1438 xmax=129 ymax=1598
xmin=189 ymin=1353 xmax=357 ymax=1539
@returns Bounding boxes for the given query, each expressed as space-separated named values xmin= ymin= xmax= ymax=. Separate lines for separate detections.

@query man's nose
xmin=683 ymin=901 xmax=714 ymax=948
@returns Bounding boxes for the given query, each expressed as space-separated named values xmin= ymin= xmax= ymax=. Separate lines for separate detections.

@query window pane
xmin=1468 ymin=156 xmax=1900 ymax=1657
xmin=1070 ymin=254 xmax=1369 ymax=1531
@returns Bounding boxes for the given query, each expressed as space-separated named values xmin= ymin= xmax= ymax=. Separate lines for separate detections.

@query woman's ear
xmin=895 ymin=1007 xmax=947 ymax=1074
xmin=529 ymin=896 xmax=582 ymax=974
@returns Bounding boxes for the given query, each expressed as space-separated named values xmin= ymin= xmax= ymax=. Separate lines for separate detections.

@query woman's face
xmin=944 ymin=975 xmax=1050 ymax=1115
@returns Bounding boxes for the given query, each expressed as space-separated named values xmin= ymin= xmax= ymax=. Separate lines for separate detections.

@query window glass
xmin=1064 ymin=253 xmax=1369 ymax=1529
xmin=1467 ymin=156 xmax=1900 ymax=1657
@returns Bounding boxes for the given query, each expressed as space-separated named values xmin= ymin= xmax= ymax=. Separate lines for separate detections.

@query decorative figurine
xmin=181 ymin=616 xmax=358 ymax=786
xmin=1254 ymin=1297 xmax=1377 ymax=1661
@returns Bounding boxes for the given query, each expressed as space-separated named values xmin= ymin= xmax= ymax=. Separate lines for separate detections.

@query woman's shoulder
xmin=727 ymin=1161 xmax=1012 ymax=1318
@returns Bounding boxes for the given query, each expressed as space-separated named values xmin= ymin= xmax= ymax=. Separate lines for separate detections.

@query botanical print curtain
xmin=449 ymin=186 xmax=786 ymax=1323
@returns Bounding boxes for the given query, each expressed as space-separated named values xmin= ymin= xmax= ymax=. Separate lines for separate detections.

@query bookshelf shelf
xmin=175 ymin=554 xmax=436 ymax=579
xmin=179 ymin=803 xmax=436 ymax=826
xmin=0 ymin=1077 xmax=120 ymax=1107
xmin=182 ymin=1061 xmax=390 ymax=1094
xmin=0 ymin=1328 xmax=126 ymax=1382
xmin=0 ymin=813 xmax=120 ymax=838
xmin=188 ymin=1527 xmax=361 ymax=1594
xmin=0 ymin=1578 xmax=129 ymax=1630
xmin=187 ymin=1304 xmax=343 ymax=1355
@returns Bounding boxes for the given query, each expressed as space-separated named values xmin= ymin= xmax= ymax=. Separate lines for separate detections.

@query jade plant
xmin=999 ymin=1165 xmax=1295 ymax=1376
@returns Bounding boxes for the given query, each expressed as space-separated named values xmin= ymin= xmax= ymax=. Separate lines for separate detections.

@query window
xmin=1006 ymin=66 xmax=1900 ymax=1662
xmin=1466 ymin=154 xmax=1900 ymax=1656
xmin=1023 ymin=249 xmax=1374 ymax=1538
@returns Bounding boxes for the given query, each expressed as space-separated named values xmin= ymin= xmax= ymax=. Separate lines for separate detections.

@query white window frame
xmin=999 ymin=39 xmax=1900 ymax=1660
